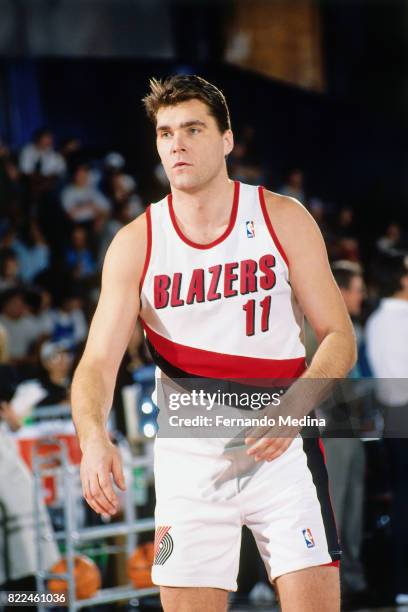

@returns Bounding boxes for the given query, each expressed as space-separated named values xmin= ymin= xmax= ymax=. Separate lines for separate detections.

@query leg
xmin=275 ymin=565 xmax=340 ymax=612
xmin=160 ymin=586 xmax=228 ymax=612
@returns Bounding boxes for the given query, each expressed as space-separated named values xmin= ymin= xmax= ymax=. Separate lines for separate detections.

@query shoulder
xmin=261 ymin=188 xmax=326 ymax=258
xmin=109 ymin=212 xmax=147 ymax=250
xmin=103 ymin=212 xmax=148 ymax=279
xmin=262 ymin=188 xmax=315 ymax=228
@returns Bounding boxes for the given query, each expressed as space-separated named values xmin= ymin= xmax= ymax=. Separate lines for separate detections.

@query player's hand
xmin=244 ymin=379 xmax=325 ymax=462
xmin=244 ymin=397 xmax=302 ymax=462
xmin=80 ymin=436 xmax=126 ymax=518
xmin=244 ymin=421 xmax=299 ymax=462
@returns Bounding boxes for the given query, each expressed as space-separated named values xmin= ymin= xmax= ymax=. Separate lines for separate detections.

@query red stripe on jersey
xmin=258 ymin=186 xmax=290 ymax=268
xmin=168 ymin=181 xmax=240 ymax=250
xmin=139 ymin=205 xmax=152 ymax=294
xmin=142 ymin=322 xmax=306 ymax=379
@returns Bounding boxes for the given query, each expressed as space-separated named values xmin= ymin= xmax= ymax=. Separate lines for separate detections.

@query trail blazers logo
xmin=154 ymin=526 xmax=174 ymax=565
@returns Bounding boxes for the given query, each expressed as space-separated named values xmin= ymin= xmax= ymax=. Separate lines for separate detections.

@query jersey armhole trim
xmin=139 ymin=205 xmax=152 ymax=295
xmin=258 ymin=185 xmax=290 ymax=269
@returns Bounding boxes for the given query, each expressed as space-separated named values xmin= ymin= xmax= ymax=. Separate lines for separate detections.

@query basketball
xmin=48 ymin=554 xmax=101 ymax=600
xmin=127 ymin=542 xmax=155 ymax=588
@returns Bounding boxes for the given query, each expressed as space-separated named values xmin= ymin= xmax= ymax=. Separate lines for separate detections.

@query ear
xmin=223 ymin=130 xmax=234 ymax=156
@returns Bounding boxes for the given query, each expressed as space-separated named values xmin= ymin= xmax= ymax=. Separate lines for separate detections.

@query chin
xmin=171 ymin=174 xmax=200 ymax=192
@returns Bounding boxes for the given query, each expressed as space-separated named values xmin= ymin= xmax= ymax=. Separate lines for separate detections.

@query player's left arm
xmin=245 ymin=191 xmax=357 ymax=460
xmin=269 ymin=192 xmax=357 ymax=378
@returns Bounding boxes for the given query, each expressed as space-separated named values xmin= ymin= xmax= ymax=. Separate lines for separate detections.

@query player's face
xmin=155 ymin=99 xmax=233 ymax=192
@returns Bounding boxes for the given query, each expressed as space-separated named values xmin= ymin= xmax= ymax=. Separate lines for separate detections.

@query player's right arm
xmin=71 ymin=213 xmax=147 ymax=517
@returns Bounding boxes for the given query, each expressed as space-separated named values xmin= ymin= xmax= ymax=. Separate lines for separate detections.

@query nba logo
xmin=246 ymin=221 xmax=255 ymax=238
xmin=302 ymin=528 xmax=315 ymax=548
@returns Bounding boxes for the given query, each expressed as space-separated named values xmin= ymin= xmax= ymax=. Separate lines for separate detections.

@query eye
xmin=160 ymin=131 xmax=171 ymax=139
xmin=189 ymin=127 xmax=200 ymax=134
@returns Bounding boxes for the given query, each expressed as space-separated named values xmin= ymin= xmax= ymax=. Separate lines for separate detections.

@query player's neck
xmin=171 ymin=173 xmax=234 ymax=229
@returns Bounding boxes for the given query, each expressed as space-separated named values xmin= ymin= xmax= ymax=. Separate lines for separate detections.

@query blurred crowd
xmin=1 ymin=125 xmax=408 ymax=605
xmin=0 ymin=127 xmax=147 ymax=418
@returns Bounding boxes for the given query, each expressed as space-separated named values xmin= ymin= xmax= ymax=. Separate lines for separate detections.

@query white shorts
xmin=152 ymin=435 xmax=340 ymax=591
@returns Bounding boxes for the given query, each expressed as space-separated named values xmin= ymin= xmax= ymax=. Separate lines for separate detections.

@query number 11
xmin=242 ymin=296 xmax=271 ymax=336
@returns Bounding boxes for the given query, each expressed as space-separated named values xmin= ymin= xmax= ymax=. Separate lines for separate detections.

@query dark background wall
xmin=0 ymin=0 xmax=407 ymax=231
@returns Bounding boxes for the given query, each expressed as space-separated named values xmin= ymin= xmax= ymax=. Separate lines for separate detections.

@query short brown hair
xmin=331 ymin=260 xmax=362 ymax=290
xmin=142 ymin=75 xmax=231 ymax=133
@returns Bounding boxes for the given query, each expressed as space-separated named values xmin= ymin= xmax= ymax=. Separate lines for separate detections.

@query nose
xmin=171 ymin=131 xmax=186 ymax=154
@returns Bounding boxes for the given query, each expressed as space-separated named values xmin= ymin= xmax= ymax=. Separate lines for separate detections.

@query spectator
xmin=377 ymin=222 xmax=408 ymax=257
xmin=104 ymin=151 xmax=126 ymax=172
xmin=11 ymin=221 xmax=50 ymax=283
xmin=229 ymin=125 xmax=264 ymax=185
xmin=333 ymin=207 xmax=357 ymax=239
xmin=105 ymin=171 xmax=143 ymax=214
xmin=0 ymin=290 xmax=43 ymax=362
xmin=323 ymin=261 xmax=367 ymax=598
xmin=65 ymin=226 xmax=96 ymax=279
xmin=35 ymin=289 xmax=55 ymax=336
xmin=61 ymin=164 xmax=110 ymax=224
xmin=35 ymin=340 xmax=72 ymax=407
xmin=49 ymin=294 xmax=87 ymax=350
xmin=280 ymin=168 xmax=305 ymax=203
xmin=366 ymin=255 xmax=408 ymax=606
xmin=0 ymin=249 xmax=20 ymax=290
xmin=19 ymin=128 xmax=66 ymax=178
xmin=59 ymin=137 xmax=82 ymax=174
xmin=0 ymin=148 xmax=23 ymax=227
xmin=330 ymin=206 xmax=360 ymax=262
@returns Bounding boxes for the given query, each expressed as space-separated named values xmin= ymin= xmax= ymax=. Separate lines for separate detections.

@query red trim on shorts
xmin=139 ymin=205 xmax=152 ymax=294
xmin=318 ymin=438 xmax=326 ymax=463
xmin=167 ymin=181 xmax=240 ymax=250
xmin=321 ymin=560 xmax=340 ymax=569
xmin=142 ymin=321 xmax=306 ymax=379
xmin=258 ymin=186 xmax=290 ymax=269
xmin=318 ymin=437 xmax=341 ymax=549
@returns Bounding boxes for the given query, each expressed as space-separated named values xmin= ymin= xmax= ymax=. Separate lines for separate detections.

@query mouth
xmin=172 ymin=162 xmax=192 ymax=169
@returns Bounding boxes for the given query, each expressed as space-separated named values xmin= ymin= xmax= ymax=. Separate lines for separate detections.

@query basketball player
xmin=72 ymin=76 xmax=357 ymax=612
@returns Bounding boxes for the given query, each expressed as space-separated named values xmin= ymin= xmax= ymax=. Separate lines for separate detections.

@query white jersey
xmin=140 ymin=181 xmax=306 ymax=380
